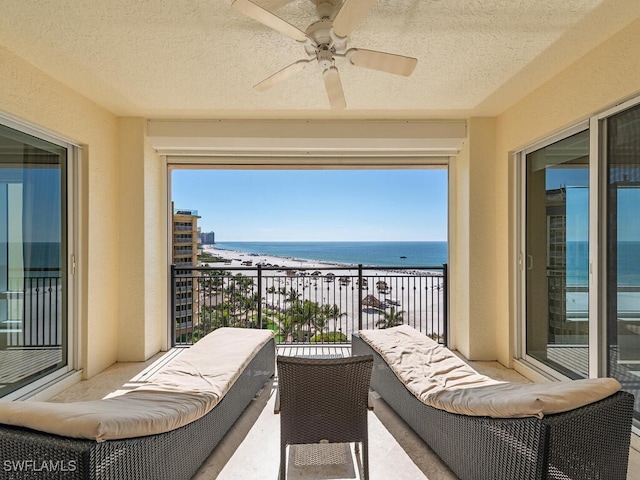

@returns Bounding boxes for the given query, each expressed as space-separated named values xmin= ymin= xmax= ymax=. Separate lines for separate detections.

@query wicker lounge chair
xmin=275 ymin=354 xmax=373 ymax=480
xmin=0 ymin=329 xmax=276 ymax=480
xmin=352 ymin=330 xmax=634 ymax=480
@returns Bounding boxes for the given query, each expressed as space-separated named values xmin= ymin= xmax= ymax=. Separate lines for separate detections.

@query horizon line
xmin=207 ymin=239 xmax=448 ymax=243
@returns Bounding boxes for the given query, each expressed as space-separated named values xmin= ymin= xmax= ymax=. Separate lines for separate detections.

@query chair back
xmin=277 ymin=355 xmax=373 ymax=446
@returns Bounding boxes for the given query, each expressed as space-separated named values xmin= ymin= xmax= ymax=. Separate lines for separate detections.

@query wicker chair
xmin=275 ymin=354 xmax=373 ymax=480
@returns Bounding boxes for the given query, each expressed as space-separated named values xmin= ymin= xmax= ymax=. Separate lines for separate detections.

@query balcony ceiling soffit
xmin=148 ymin=119 xmax=467 ymax=157
xmin=0 ymin=1 xmax=639 ymax=118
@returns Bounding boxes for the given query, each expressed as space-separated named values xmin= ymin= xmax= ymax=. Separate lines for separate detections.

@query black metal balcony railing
xmin=0 ymin=274 xmax=62 ymax=348
xmin=171 ymin=264 xmax=447 ymax=346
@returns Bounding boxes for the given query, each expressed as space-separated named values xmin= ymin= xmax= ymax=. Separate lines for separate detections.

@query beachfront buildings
xmin=200 ymin=231 xmax=216 ymax=245
xmin=172 ymin=208 xmax=201 ymax=269
xmin=1 ymin=0 xmax=639 ymax=454
xmin=172 ymin=208 xmax=201 ymax=339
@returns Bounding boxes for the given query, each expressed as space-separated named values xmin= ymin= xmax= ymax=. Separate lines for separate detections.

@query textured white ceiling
xmin=1 ymin=0 xmax=639 ymax=118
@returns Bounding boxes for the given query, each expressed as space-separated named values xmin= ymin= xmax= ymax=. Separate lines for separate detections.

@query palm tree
xmin=376 ymin=306 xmax=405 ymax=329
xmin=321 ymin=304 xmax=346 ymax=337
xmin=278 ymin=313 xmax=297 ymax=342
xmin=193 ymin=303 xmax=232 ymax=340
xmin=289 ymin=299 xmax=321 ymax=342
xmin=232 ymin=273 xmax=254 ymax=293
xmin=285 ymin=289 xmax=301 ymax=303
xmin=200 ymin=269 xmax=228 ymax=293
xmin=219 ymin=274 xmax=258 ymax=327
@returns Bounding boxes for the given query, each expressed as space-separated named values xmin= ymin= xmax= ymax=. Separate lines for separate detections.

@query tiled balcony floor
xmin=50 ymin=346 xmax=640 ymax=480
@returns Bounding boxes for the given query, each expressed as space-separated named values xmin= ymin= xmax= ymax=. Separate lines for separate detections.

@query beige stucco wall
xmin=117 ymin=118 xmax=166 ymax=361
xmin=143 ymin=129 xmax=167 ymax=358
xmin=0 ymin=47 xmax=167 ymax=379
xmin=493 ymin=17 xmax=640 ymax=367
xmin=450 ymin=118 xmax=498 ymax=360
xmin=0 ymin=46 xmax=120 ymax=378
xmin=117 ymin=119 xmax=146 ymax=360
xmin=449 ymin=142 xmax=469 ymax=355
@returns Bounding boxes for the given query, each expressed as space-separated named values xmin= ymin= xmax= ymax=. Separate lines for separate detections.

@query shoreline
xmin=203 ymin=245 xmax=441 ymax=277
xmin=209 ymin=241 xmax=449 ymax=269
xmin=205 ymin=245 xmax=356 ymax=270
xmin=200 ymin=245 xmax=446 ymax=341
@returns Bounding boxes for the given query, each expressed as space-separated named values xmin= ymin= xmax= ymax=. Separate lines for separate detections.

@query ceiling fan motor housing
xmin=306 ymin=19 xmax=332 ymax=45
xmin=317 ymin=46 xmax=334 ymax=69
xmin=314 ymin=1 xmax=335 ymax=19
xmin=305 ymin=18 xmax=348 ymax=58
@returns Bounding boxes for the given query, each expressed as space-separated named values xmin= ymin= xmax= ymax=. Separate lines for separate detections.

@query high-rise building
xmin=546 ymin=187 xmax=589 ymax=345
xmin=172 ymin=207 xmax=200 ymax=341
xmin=199 ymin=231 xmax=215 ymax=245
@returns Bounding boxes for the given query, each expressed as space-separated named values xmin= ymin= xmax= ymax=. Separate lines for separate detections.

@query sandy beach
xmin=200 ymin=245 xmax=446 ymax=342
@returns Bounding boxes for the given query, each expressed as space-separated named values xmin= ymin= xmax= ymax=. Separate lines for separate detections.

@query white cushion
xmin=0 ymin=328 xmax=274 ymax=441
xmin=358 ymin=325 xmax=620 ymax=418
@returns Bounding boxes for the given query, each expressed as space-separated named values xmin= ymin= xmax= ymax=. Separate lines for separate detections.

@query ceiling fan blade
xmin=349 ymin=48 xmax=417 ymax=76
xmin=322 ymin=67 xmax=346 ymax=110
xmin=232 ymin=0 xmax=307 ymax=42
xmin=259 ymin=0 xmax=295 ymax=10
xmin=332 ymin=0 xmax=377 ymax=38
xmin=254 ymin=59 xmax=313 ymax=91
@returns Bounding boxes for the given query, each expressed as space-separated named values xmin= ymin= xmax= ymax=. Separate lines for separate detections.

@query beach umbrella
xmin=361 ymin=294 xmax=383 ymax=309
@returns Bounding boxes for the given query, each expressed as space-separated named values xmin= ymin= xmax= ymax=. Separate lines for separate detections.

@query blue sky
xmin=171 ymin=169 xmax=448 ymax=242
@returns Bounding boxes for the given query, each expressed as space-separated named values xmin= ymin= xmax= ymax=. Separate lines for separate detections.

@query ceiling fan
xmin=231 ymin=0 xmax=418 ymax=109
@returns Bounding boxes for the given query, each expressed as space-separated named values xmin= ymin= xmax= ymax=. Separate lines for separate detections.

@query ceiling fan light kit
xmin=231 ymin=0 xmax=418 ymax=109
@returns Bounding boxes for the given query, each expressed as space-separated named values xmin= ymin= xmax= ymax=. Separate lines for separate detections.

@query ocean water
xmin=19 ymin=242 xmax=61 ymax=275
xmin=565 ymin=241 xmax=640 ymax=286
xmin=213 ymin=241 xmax=448 ymax=267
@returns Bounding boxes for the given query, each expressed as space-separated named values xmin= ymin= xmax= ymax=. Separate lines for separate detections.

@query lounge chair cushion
xmin=0 ymin=328 xmax=274 ymax=442
xmin=358 ymin=325 xmax=620 ymax=418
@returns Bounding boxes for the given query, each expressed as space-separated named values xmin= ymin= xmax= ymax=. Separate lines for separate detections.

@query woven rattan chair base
xmin=0 ymin=338 xmax=275 ymax=480
xmin=352 ymin=333 xmax=634 ymax=480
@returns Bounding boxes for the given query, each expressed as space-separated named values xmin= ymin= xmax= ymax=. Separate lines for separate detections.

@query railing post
xmin=358 ymin=264 xmax=363 ymax=330
xmin=257 ymin=264 xmax=263 ymax=329
xmin=442 ymin=263 xmax=448 ymax=347
xmin=170 ymin=264 xmax=176 ymax=347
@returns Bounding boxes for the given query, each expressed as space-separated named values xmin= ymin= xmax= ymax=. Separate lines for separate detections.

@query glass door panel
xmin=606 ymin=103 xmax=640 ymax=426
xmin=525 ymin=129 xmax=590 ymax=379
xmin=0 ymin=124 xmax=67 ymax=397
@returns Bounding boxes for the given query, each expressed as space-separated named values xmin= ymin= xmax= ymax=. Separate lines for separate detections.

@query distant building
xmin=171 ymin=207 xmax=201 ymax=341
xmin=200 ymin=231 xmax=215 ymax=245
xmin=545 ymin=187 xmax=588 ymax=344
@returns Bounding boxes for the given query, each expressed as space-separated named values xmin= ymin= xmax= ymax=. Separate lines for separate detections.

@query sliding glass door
xmin=519 ymin=98 xmax=640 ymax=428
xmin=524 ymin=129 xmax=590 ymax=379
xmin=605 ymin=103 xmax=640 ymax=424
xmin=0 ymin=122 xmax=68 ymax=397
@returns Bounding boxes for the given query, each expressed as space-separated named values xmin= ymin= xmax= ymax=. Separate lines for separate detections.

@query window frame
xmin=0 ymin=112 xmax=80 ymax=400
xmin=514 ymin=94 xmax=640 ymax=434
xmin=515 ymin=121 xmax=589 ymax=381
